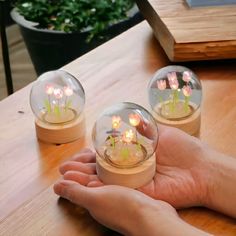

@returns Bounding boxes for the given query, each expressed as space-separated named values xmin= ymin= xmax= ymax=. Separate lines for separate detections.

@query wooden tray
xmin=136 ymin=0 xmax=236 ymax=61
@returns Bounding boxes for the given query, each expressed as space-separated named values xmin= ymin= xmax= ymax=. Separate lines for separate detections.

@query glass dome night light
xmin=148 ymin=66 xmax=202 ymax=135
xmin=92 ymin=102 xmax=158 ymax=169
xmin=30 ymin=70 xmax=85 ymax=125
xmin=30 ymin=70 xmax=85 ymax=144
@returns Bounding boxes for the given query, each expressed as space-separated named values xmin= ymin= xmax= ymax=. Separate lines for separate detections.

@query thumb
xmin=54 ymin=180 xmax=93 ymax=208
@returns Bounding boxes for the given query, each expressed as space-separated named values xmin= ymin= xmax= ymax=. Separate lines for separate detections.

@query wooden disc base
xmin=153 ymin=109 xmax=201 ymax=136
xmin=35 ymin=114 xmax=85 ymax=144
xmin=96 ymin=154 xmax=156 ymax=189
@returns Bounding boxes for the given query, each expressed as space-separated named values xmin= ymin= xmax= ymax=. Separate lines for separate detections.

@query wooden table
xmin=0 ymin=21 xmax=236 ymax=235
xmin=136 ymin=0 xmax=236 ymax=62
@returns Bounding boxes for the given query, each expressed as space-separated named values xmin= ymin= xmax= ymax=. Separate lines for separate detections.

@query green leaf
xmin=14 ymin=0 xmax=135 ymax=41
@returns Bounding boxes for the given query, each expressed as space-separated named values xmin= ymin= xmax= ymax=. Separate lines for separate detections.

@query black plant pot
xmin=11 ymin=7 xmax=143 ymax=75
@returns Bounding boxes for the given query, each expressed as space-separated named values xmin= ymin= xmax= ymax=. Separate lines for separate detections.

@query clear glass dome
xmin=30 ymin=70 xmax=85 ymax=124
xmin=92 ymin=102 xmax=158 ymax=169
xmin=148 ymin=66 xmax=202 ymax=121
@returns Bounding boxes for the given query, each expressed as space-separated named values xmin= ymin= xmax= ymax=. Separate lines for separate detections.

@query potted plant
xmin=11 ymin=0 xmax=142 ymax=75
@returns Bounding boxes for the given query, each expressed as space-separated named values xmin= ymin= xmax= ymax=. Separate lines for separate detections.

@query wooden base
xmin=96 ymin=154 xmax=156 ymax=189
xmin=153 ymin=109 xmax=201 ymax=135
xmin=136 ymin=0 xmax=236 ymax=61
xmin=35 ymin=114 xmax=85 ymax=144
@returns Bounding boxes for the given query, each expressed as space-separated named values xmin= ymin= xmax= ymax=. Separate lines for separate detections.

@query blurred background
xmin=0 ymin=0 xmax=36 ymax=100
xmin=0 ymin=0 xmax=142 ymax=100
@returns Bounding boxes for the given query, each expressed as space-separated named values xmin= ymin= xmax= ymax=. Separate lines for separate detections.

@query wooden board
xmin=136 ymin=0 xmax=236 ymax=61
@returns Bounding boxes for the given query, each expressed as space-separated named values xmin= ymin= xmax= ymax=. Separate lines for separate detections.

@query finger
xmin=59 ymin=161 xmax=96 ymax=175
xmin=87 ymin=180 xmax=104 ymax=187
xmin=136 ymin=118 xmax=157 ymax=140
xmin=79 ymin=148 xmax=94 ymax=154
xmin=63 ymin=170 xmax=99 ymax=186
xmin=54 ymin=179 xmax=93 ymax=207
xmin=71 ymin=151 xmax=96 ymax=163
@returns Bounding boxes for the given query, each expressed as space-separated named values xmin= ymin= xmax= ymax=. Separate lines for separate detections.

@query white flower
xmin=64 ymin=86 xmax=73 ymax=96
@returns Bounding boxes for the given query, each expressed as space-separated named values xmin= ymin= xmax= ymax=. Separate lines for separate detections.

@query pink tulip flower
xmin=53 ymin=88 xmax=64 ymax=99
xmin=45 ymin=84 xmax=54 ymax=95
xmin=157 ymin=80 xmax=166 ymax=90
xmin=167 ymin=72 xmax=179 ymax=90
xmin=183 ymin=71 xmax=192 ymax=83
xmin=182 ymin=85 xmax=192 ymax=97
xmin=64 ymin=86 xmax=73 ymax=96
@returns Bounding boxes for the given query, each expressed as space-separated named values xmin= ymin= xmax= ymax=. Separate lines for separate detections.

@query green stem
xmin=184 ymin=96 xmax=190 ymax=113
xmin=121 ymin=147 xmax=129 ymax=160
xmin=109 ymin=135 xmax=115 ymax=149
xmin=48 ymin=95 xmax=51 ymax=112
xmin=172 ymin=90 xmax=179 ymax=113
xmin=64 ymin=97 xmax=68 ymax=111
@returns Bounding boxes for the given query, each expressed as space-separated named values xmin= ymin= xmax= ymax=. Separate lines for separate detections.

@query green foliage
xmin=14 ymin=0 xmax=135 ymax=40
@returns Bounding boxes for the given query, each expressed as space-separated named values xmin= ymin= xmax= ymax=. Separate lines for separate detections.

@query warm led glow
xmin=129 ymin=113 xmax=141 ymax=127
xmin=53 ymin=88 xmax=63 ymax=99
xmin=64 ymin=86 xmax=73 ymax=96
xmin=112 ymin=116 xmax=121 ymax=129
xmin=122 ymin=129 xmax=134 ymax=143
xmin=45 ymin=84 xmax=54 ymax=95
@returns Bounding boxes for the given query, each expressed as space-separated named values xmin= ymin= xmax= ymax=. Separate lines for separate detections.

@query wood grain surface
xmin=136 ymin=0 xmax=236 ymax=61
xmin=0 ymin=21 xmax=236 ymax=235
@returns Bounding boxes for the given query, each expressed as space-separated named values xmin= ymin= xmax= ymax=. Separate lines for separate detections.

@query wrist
xmin=202 ymin=149 xmax=236 ymax=217
xmin=128 ymin=199 xmax=210 ymax=236
xmin=131 ymin=205 xmax=210 ymax=236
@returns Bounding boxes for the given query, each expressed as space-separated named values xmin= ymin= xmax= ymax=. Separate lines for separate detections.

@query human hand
xmin=57 ymin=123 xmax=210 ymax=210
xmin=54 ymin=178 xmax=209 ymax=236
xmin=138 ymin=124 xmax=210 ymax=209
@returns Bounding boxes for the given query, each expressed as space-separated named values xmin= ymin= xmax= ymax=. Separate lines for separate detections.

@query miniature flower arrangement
xmin=44 ymin=84 xmax=75 ymax=123
xmin=156 ymin=70 xmax=193 ymax=120
xmin=105 ymin=113 xmax=145 ymax=167
xmin=93 ymin=102 xmax=158 ymax=188
xmin=148 ymin=65 xmax=202 ymax=135
xmin=30 ymin=70 xmax=85 ymax=143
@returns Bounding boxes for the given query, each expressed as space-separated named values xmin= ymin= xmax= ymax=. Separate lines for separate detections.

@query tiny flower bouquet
xmin=156 ymin=70 xmax=193 ymax=119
